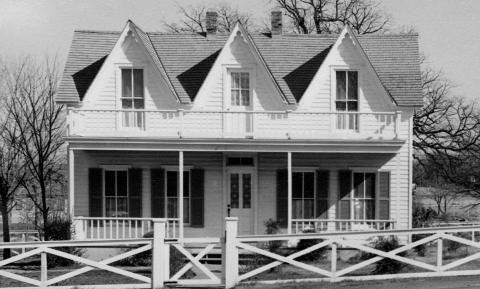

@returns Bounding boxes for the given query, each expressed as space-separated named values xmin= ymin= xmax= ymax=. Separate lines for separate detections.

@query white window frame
xmin=164 ymin=167 xmax=192 ymax=225
xmin=291 ymin=168 xmax=317 ymax=220
xmin=347 ymin=168 xmax=390 ymax=220
xmin=116 ymin=65 xmax=146 ymax=130
xmin=103 ymin=168 xmax=129 ymax=218
xmin=224 ymin=67 xmax=255 ymax=110
xmin=331 ymin=67 xmax=360 ymax=132
xmin=351 ymin=171 xmax=376 ymax=220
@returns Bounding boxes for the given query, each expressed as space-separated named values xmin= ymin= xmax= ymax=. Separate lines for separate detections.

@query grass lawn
xmin=240 ymin=275 xmax=480 ymax=289
xmin=0 ymin=267 xmax=152 ymax=287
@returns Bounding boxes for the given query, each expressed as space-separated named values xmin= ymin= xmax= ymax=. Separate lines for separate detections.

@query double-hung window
xmin=336 ymin=70 xmax=358 ymax=130
xmin=166 ymin=170 xmax=190 ymax=224
xmin=353 ymin=172 xmax=376 ymax=219
xmin=337 ymin=171 xmax=391 ymax=221
xmin=105 ymin=170 xmax=128 ymax=217
xmin=121 ymin=68 xmax=145 ymax=129
xmin=292 ymin=172 xmax=315 ymax=219
xmin=231 ymin=72 xmax=250 ymax=106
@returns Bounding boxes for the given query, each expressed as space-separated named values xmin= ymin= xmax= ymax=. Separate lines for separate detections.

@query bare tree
xmin=163 ymin=2 xmax=254 ymax=33
xmin=0 ymin=70 xmax=27 ymax=258
xmin=273 ymin=0 xmax=390 ymax=34
xmin=414 ymin=61 xmax=480 ymax=175
xmin=3 ymin=58 xmax=65 ymax=240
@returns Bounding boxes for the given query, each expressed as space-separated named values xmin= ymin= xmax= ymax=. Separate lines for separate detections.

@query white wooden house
xmin=56 ymin=11 xmax=422 ymax=240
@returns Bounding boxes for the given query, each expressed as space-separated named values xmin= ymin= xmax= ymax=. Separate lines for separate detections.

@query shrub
xmin=43 ymin=215 xmax=83 ymax=268
xmin=411 ymin=234 xmax=430 ymax=256
xmin=116 ymin=231 xmax=192 ymax=278
xmin=412 ymin=204 xmax=437 ymax=228
xmin=296 ymin=230 xmax=326 ymax=262
xmin=264 ymin=219 xmax=282 ymax=253
xmin=370 ymin=236 xmax=405 ymax=274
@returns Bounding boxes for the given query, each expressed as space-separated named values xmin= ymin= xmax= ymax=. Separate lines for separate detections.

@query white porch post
xmin=179 ymin=151 xmax=184 ymax=240
xmin=68 ymin=148 xmax=75 ymax=217
xmin=287 ymin=152 xmax=292 ymax=234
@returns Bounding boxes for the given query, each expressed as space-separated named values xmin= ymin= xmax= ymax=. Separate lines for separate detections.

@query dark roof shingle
xmin=57 ymin=30 xmax=422 ymax=107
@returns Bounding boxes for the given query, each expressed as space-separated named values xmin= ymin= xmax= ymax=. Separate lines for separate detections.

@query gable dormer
xmin=298 ymin=26 xmax=397 ymax=116
xmin=193 ymin=18 xmax=288 ymax=112
xmin=73 ymin=21 xmax=179 ymax=115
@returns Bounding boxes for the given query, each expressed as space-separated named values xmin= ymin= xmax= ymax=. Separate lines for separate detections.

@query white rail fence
xmin=0 ymin=231 xmax=40 ymax=255
xmin=73 ymin=217 xmax=180 ymax=240
xmin=68 ymin=109 xmax=401 ymax=140
xmin=3 ymin=218 xmax=480 ymax=288
xmin=291 ymin=219 xmax=396 ymax=233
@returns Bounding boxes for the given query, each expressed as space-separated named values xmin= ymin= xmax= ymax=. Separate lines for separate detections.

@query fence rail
xmin=3 ymin=219 xmax=480 ymax=288
xmin=68 ymin=108 xmax=401 ymax=140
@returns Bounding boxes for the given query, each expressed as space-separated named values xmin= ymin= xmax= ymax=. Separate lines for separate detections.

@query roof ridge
xmin=74 ymin=29 xmax=121 ymax=34
xmin=74 ymin=29 xmax=417 ymax=38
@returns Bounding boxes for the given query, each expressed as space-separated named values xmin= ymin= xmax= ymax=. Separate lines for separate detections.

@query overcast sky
xmin=1 ymin=0 xmax=479 ymax=99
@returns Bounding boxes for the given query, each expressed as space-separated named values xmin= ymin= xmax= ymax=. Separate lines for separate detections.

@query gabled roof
xmin=127 ymin=21 xmax=180 ymax=102
xmin=57 ymin=22 xmax=423 ymax=107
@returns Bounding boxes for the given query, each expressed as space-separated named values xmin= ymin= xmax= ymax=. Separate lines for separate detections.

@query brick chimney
xmin=206 ymin=11 xmax=218 ymax=38
xmin=271 ymin=10 xmax=283 ymax=36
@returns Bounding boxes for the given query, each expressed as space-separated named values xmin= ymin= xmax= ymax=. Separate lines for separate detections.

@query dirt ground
xmin=243 ymin=275 xmax=480 ymax=289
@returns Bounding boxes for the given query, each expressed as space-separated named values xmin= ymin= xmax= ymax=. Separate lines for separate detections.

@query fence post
xmin=437 ymin=237 xmax=443 ymax=271
xmin=331 ymin=242 xmax=337 ymax=281
xmin=224 ymin=217 xmax=239 ymax=289
xmin=40 ymin=250 xmax=47 ymax=286
xmin=152 ymin=218 xmax=167 ymax=289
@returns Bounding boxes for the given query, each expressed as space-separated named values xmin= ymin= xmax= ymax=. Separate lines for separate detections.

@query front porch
xmin=68 ymin=147 xmax=407 ymax=240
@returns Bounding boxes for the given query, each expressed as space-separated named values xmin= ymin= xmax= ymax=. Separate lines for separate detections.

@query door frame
xmin=222 ymin=153 xmax=258 ymax=235
xmin=222 ymin=66 xmax=256 ymax=138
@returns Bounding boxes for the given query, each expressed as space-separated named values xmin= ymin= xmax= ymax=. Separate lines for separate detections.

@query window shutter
xmin=89 ymin=168 xmax=103 ymax=217
xmin=190 ymin=168 xmax=205 ymax=228
xmin=128 ymin=168 xmax=143 ymax=217
xmin=336 ymin=170 xmax=352 ymax=219
xmin=379 ymin=172 xmax=391 ymax=220
xmin=276 ymin=169 xmax=288 ymax=227
xmin=316 ymin=170 xmax=329 ymax=219
xmin=151 ymin=168 xmax=165 ymax=218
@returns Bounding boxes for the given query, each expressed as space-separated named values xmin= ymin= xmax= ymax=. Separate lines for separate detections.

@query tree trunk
xmin=40 ymin=183 xmax=49 ymax=241
xmin=1 ymin=200 xmax=11 ymax=259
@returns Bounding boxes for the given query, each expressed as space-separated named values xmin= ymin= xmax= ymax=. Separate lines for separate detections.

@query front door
xmin=227 ymin=168 xmax=255 ymax=235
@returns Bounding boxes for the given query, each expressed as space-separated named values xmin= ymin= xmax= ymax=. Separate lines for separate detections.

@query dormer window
xmin=336 ymin=70 xmax=358 ymax=130
xmin=121 ymin=68 xmax=144 ymax=129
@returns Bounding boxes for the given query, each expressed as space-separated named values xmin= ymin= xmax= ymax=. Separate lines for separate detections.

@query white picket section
xmin=291 ymin=219 xmax=396 ymax=233
xmin=73 ymin=217 xmax=180 ymax=240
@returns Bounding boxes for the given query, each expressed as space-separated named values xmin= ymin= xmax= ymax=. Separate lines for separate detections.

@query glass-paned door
xmin=228 ymin=169 xmax=255 ymax=235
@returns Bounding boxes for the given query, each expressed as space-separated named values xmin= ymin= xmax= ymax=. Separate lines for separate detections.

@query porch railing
xmin=68 ymin=109 xmax=401 ymax=140
xmin=73 ymin=217 xmax=180 ymax=240
xmin=292 ymin=219 xmax=396 ymax=233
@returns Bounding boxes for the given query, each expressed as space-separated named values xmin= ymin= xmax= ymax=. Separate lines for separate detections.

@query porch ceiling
xmin=66 ymin=137 xmax=405 ymax=153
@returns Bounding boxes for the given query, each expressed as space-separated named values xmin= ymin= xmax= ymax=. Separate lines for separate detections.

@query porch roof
xmin=66 ymin=136 xmax=405 ymax=153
